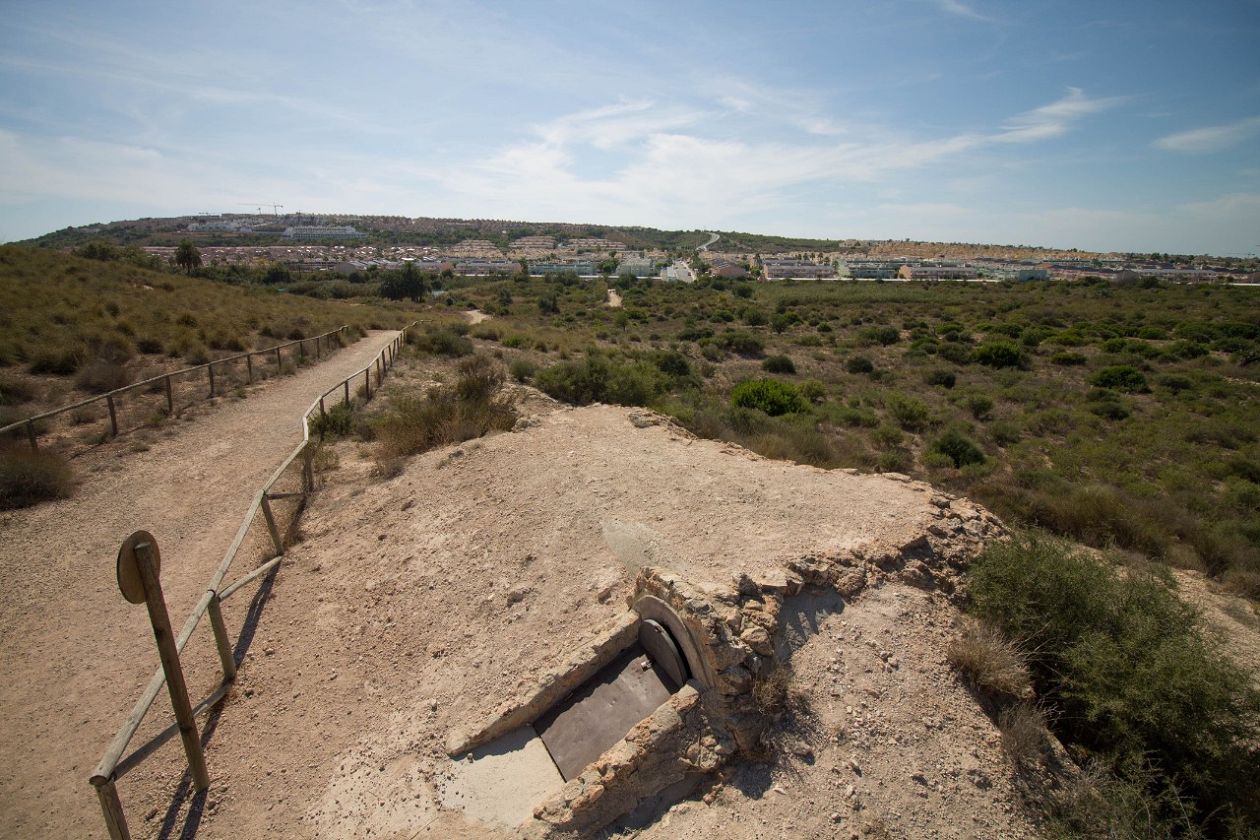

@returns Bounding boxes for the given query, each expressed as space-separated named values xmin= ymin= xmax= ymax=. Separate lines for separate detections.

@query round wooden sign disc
xmin=116 ymin=530 xmax=161 ymax=604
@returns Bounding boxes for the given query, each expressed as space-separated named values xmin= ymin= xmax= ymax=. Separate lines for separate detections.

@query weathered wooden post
xmin=164 ymin=375 xmax=174 ymax=416
xmin=246 ymin=353 xmax=253 ymax=384
xmin=298 ymin=340 xmax=305 ymax=362
xmin=25 ymin=419 xmax=37 ymax=452
xmin=115 ymin=532 xmax=210 ymax=791
xmin=206 ymin=594 xmax=237 ymax=683
xmin=364 ymin=368 xmax=371 ymax=401
xmin=91 ymin=777 xmax=130 ymax=840
xmin=208 ymin=362 xmax=215 ymax=397
xmin=275 ymin=346 xmax=282 ymax=370
xmin=260 ymin=495 xmax=284 ymax=555
xmin=343 ymin=379 xmax=350 ymax=407
xmin=106 ymin=394 xmax=119 ymax=437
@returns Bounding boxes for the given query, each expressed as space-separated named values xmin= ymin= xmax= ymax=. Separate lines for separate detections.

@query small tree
xmin=174 ymin=240 xmax=201 ymax=274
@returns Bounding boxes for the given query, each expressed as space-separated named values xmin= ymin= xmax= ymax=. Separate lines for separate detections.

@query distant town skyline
xmin=1 ymin=0 xmax=1258 ymax=255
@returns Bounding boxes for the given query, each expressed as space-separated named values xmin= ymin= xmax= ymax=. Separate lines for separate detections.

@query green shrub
xmin=925 ymin=369 xmax=956 ymax=389
xmin=0 ymin=447 xmax=74 ymax=509
xmin=1089 ymin=366 xmax=1148 ymax=393
xmin=651 ymin=350 xmax=692 ymax=378
xmin=798 ymin=379 xmax=826 ymax=403
xmin=846 ymin=355 xmax=874 ymax=374
xmin=29 ymin=347 xmax=85 ymax=376
xmin=311 ymin=401 xmax=354 ymax=438
xmin=938 ymin=342 xmax=972 ymax=365
xmin=762 ymin=354 xmax=796 ymax=374
xmin=730 ymin=379 xmax=807 ymax=416
xmin=535 ymin=353 xmax=667 ymax=407
xmin=416 ymin=328 xmax=474 ymax=357
xmin=885 ymin=392 xmax=931 ymax=431
xmin=509 ymin=358 xmax=537 ymax=383
xmin=1050 ymin=350 xmax=1087 ymax=366
xmin=968 ymin=535 xmax=1260 ymax=830
xmin=931 ymin=429 xmax=985 ymax=467
xmin=966 ymin=394 xmax=994 ymax=420
xmin=717 ymin=331 xmax=764 ymax=357
xmin=858 ymin=324 xmax=900 ymax=346
xmin=973 ymin=340 xmax=1026 ymax=369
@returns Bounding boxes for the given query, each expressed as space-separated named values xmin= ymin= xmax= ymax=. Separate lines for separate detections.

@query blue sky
xmin=1 ymin=0 xmax=1258 ymax=255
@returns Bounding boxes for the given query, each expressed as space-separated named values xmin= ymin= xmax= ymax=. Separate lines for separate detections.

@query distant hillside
xmin=19 ymin=213 xmax=1099 ymax=259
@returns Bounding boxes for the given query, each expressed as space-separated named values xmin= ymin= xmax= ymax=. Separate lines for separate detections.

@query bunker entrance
xmin=535 ymin=621 xmax=688 ymax=781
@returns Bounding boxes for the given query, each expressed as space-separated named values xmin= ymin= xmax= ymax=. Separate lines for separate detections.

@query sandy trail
xmin=0 ymin=330 xmax=400 ymax=839
xmin=606 ymin=289 xmax=622 ymax=308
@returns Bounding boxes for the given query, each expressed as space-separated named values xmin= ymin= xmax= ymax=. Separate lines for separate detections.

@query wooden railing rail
xmin=1 ymin=325 xmax=355 ymax=451
xmin=87 ymin=323 xmax=418 ymax=840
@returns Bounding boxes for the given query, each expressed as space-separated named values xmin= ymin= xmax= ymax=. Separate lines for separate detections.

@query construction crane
xmin=236 ymin=203 xmax=285 ymax=216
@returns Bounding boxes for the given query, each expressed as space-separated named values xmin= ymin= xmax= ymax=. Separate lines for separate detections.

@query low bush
xmin=0 ymin=376 xmax=37 ymax=406
xmin=508 ymin=358 xmax=537 ymax=383
xmin=858 ymin=324 xmax=900 ymax=346
xmin=966 ymin=394 xmax=994 ymax=420
xmin=535 ymin=353 xmax=669 ymax=407
xmin=948 ymin=623 xmax=1031 ymax=700
xmin=75 ymin=361 xmax=132 ymax=394
xmin=967 ymin=535 xmax=1260 ymax=831
xmin=374 ymin=355 xmax=517 ymax=458
xmin=730 ymin=379 xmax=808 ymax=416
xmin=1050 ymin=350 xmax=1087 ymax=366
xmin=925 ymin=369 xmax=956 ymax=389
xmin=310 ymin=401 xmax=354 ymax=438
xmin=29 ymin=347 xmax=85 ymax=376
xmin=846 ymin=355 xmax=874 ymax=374
xmin=762 ymin=354 xmax=796 ymax=374
xmin=931 ymin=429 xmax=985 ymax=467
xmin=885 ymin=392 xmax=931 ymax=431
xmin=973 ymin=340 xmax=1026 ymax=369
xmin=1089 ymin=365 xmax=1148 ymax=393
xmin=415 ymin=328 xmax=474 ymax=358
xmin=717 ymin=331 xmax=764 ymax=357
xmin=0 ymin=447 xmax=74 ymax=510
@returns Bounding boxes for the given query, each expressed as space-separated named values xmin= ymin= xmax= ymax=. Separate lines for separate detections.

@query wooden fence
xmin=88 ymin=323 xmax=418 ymax=840
xmin=0 ymin=325 xmax=353 ymax=453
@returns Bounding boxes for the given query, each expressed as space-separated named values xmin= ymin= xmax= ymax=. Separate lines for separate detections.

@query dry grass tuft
xmin=374 ymin=355 xmax=517 ymax=460
xmin=0 ymin=447 xmax=74 ymax=510
xmin=947 ymin=622 xmax=1031 ymax=700
xmin=997 ymin=702 xmax=1045 ymax=768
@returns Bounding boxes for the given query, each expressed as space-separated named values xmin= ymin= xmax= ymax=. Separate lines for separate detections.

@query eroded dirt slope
xmin=128 ymin=401 xmax=1032 ymax=840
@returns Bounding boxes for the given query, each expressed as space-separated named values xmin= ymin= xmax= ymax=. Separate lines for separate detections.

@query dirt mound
xmin=122 ymin=400 xmax=1037 ymax=839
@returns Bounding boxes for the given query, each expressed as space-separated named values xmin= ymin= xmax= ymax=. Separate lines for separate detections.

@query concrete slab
xmin=439 ymin=726 xmax=563 ymax=827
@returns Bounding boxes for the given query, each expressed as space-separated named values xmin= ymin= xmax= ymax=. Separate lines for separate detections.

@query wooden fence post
xmin=207 ymin=594 xmax=237 ymax=683
xmin=208 ymin=363 xmax=215 ymax=397
xmin=319 ymin=396 xmax=326 ymax=420
xmin=364 ymin=369 xmax=371 ymax=400
xmin=275 ymin=347 xmax=282 ymax=370
xmin=106 ymin=394 xmax=118 ymax=437
xmin=260 ymin=495 xmax=284 ymax=556
xmin=302 ymin=445 xmax=314 ymax=494
xmin=343 ymin=379 xmax=350 ymax=406
xmin=92 ymin=777 xmax=130 ymax=840
xmin=298 ymin=340 xmax=305 ymax=362
xmin=26 ymin=419 xmax=37 ymax=452
xmin=129 ymin=539 xmax=211 ymax=791
xmin=246 ymin=354 xmax=253 ymax=384
xmin=164 ymin=375 xmax=174 ymax=416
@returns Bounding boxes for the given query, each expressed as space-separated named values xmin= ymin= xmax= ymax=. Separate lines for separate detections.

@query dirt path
xmin=606 ymin=289 xmax=622 ymax=308
xmin=0 ymin=330 xmax=400 ymax=840
xmin=464 ymin=309 xmax=492 ymax=324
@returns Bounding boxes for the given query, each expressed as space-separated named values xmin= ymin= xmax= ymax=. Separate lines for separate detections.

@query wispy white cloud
xmin=996 ymin=87 xmax=1123 ymax=143
xmin=933 ymin=0 xmax=993 ymax=23
xmin=1153 ymin=116 xmax=1260 ymax=154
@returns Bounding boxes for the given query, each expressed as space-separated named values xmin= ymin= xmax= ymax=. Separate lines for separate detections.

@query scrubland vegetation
xmin=417 ymin=272 xmax=1260 ymax=599
xmin=958 ymin=535 xmax=1259 ymax=838
xmin=0 ymin=245 xmax=413 ymax=505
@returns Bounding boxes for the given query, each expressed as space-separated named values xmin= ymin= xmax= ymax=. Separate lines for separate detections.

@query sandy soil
xmin=606 ymin=290 xmax=622 ymax=308
xmin=116 ymin=396 xmax=1036 ymax=840
xmin=464 ymin=310 xmax=492 ymax=324
xmin=0 ymin=330 xmax=400 ymax=840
